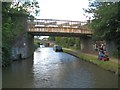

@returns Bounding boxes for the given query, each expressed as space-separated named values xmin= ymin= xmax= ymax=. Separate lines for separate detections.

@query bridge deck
xmin=27 ymin=19 xmax=92 ymax=36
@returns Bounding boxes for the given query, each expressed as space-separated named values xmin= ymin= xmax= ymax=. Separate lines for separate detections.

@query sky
xmin=36 ymin=0 xmax=90 ymax=21
xmin=34 ymin=0 xmax=90 ymax=39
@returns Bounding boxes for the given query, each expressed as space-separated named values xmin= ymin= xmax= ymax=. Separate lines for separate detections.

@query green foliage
xmin=84 ymin=1 xmax=120 ymax=57
xmin=75 ymin=38 xmax=81 ymax=49
xmin=2 ymin=1 xmax=40 ymax=67
xmin=6 ymin=1 xmax=40 ymax=16
xmin=54 ymin=37 xmax=80 ymax=49
xmin=48 ymin=36 xmax=55 ymax=41
xmin=34 ymin=38 xmax=40 ymax=50
xmin=84 ymin=1 xmax=120 ymax=41
xmin=2 ymin=5 xmax=14 ymax=67
xmin=64 ymin=49 xmax=118 ymax=74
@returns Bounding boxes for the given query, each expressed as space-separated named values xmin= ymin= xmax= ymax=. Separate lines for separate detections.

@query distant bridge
xmin=27 ymin=19 xmax=92 ymax=37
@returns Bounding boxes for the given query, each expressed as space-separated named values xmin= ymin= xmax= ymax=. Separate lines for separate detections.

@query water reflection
xmin=32 ymin=47 xmax=118 ymax=88
xmin=2 ymin=47 xmax=118 ymax=88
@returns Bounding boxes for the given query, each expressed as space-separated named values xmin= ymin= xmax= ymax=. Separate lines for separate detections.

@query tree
xmin=48 ymin=36 xmax=55 ymax=41
xmin=2 ymin=1 xmax=40 ymax=67
xmin=84 ymin=1 xmax=120 ymax=41
xmin=54 ymin=37 xmax=80 ymax=49
xmin=84 ymin=1 xmax=120 ymax=57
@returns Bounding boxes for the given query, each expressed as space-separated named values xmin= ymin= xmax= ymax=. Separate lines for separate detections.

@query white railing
xmin=28 ymin=19 xmax=92 ymax=35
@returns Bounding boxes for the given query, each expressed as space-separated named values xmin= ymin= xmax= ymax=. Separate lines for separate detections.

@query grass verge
xmin=63 ymin=49 xmax=119 ymax=76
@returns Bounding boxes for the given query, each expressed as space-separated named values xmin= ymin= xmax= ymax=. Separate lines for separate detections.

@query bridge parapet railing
xmin=27 ymin=19 xmax=92 ymax=34
xmin=28 ymin=19 xmax=87 ymax=29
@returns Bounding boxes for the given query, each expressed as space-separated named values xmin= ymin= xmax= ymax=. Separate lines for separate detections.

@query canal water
xmin=2 ymin=47 xmax=118 ymax=88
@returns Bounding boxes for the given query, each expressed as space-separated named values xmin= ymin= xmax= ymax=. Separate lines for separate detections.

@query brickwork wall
xmin=10 ymin=14 xmax=34 ymax=60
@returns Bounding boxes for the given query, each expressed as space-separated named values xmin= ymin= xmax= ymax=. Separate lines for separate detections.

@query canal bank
xmin=3 ymin=47 xmax=118 ymax=88
xmin=63 ymin=48 xmax=119 ymax=75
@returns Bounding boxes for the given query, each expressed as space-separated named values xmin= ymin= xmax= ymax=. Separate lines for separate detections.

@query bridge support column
xmin=11 ymin=33 xmax=34 ymax=60
xmin=80 ymin=37 xmax=94 ymax=53
xmin=10 ymin=13 xmax=34 ymax=60
xmin=26 ymin=34 xmax=34 ymax=58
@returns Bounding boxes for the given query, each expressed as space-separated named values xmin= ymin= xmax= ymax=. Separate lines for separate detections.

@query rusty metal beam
xmin=27 ymin=19 xmax=92 ymax=36
xmin=28 ymin=27 xmax=92 ymax=34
